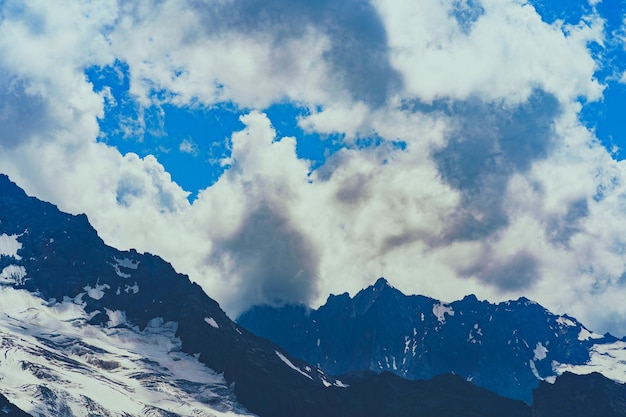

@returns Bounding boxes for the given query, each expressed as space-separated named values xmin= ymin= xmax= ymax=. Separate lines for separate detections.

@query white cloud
xmin=179 ymin=138 xmax=198 ymax=155
xmin=4 ymin=0 xmax=626 ymax=336
xmin=106 ymin=0 xmax=339 ymax=109
xmin=373 ymin=0 xmax=603 ymax=103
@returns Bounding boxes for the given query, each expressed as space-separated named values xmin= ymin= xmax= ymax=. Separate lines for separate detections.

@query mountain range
xmin=238 ymin=277 xmax=625 ymax=403
xmin=1 ymin=172 xmax=626 ymax=416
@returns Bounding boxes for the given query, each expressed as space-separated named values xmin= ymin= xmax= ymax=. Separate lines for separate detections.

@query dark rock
xmin=533 ymin=372 xmax=626 ymax=417
xmin=238 ymin=279 xmax=613 ymax=403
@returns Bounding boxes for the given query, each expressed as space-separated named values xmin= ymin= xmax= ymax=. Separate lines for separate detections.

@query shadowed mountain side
xmin=237 ymin=277 xmax=616 ymax=403
xmin=0 ymin=394 xmax=31 ymax=416
xmin=533 ymin=372 xmax=626 ymax=417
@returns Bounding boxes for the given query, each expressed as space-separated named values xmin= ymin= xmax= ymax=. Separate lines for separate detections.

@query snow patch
xmin=204 ymin=317 xmax=219 ymax=329
xmin=83 ymin=283 xmax=110 ymax=300
xmin=275 ymin=351 xmax=313 ymax=380
xmin=554 ymin=341 xmax=626 ymax=384
xmin=432 ymin=303 xmax=454 ymax=324
xmin=0 ymin=266 xmax=26 ymax=285
xmin=114 ymin=257 xmax=140 ymax=269
xmin=111 ymin=257 xmax=140 ymax=278
xmin=113 ymin=267 xmax=131 ymax=278
xmin=0 ymin=234 xmax=22 ymax=260
xmin=124 ymin=283 xmax=139 ymax=294
xmin=105 ymin=309 xmax=128 ymax=327
xmin=578 ymin=327 xmax=603 ymax=341
xmin=0 ymin=287 xmax=254 ymax=416
xmin=557 ymin=316 xmax=576 ymax=327
xmin=533 ymin=342 xmax=548 ymax=361
xmin=529 ymin=360 xmax=541 ymax=379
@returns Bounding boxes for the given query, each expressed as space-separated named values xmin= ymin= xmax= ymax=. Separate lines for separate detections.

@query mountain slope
xmin=0 ymin=286 xmax=252 ymax=416
xmin=533 ymin=372 xmax=626 ymax=417
xmin=237 ymin=277 xmax=620 ymax=403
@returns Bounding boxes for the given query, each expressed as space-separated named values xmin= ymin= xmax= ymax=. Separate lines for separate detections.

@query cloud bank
xmin=2 ymin=0 xmax=626 ymax=335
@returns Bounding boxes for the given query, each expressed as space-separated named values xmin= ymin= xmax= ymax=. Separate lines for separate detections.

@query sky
xmin=1 ymin=0 xmax=626 ymax=335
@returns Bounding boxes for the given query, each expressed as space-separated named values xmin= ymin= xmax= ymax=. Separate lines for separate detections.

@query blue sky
xmin=2 ymin=0 xmax=626 ymax=334
xmin=86 ymin=61 xmax=377 ymax=201
xmin=84 ymin=0 xmax=626 ymax=199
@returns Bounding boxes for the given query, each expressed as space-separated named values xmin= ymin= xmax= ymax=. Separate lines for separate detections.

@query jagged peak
xmin=326 ymin=291 xmax=351 ymax=303
xmin=0 ymin=173 xmax=28 ymax=199
xmin=461 ymin=294 xmax=479 ymax=303
xmin=373 ymin=277 xmax=392 ymax=291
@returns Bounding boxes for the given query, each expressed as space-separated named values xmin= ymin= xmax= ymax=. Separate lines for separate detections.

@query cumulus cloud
xmin=5 ymin=0 xmax=626 ymax=336
xmin=373 ymin=0 xmax=603 ymax=103
xmin=192 ymin=0 xmax=401 ymax=106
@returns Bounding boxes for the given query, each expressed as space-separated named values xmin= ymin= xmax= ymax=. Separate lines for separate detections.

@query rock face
xmin=533 ymin=372 xmax=626 ymax=417
xmin=238 ymin=277 xmax=617 ymax=403
xmin=0 ymin=173 xmax=534 ymax=416
xmin=0 ymin=393 xmax=31 ymax=416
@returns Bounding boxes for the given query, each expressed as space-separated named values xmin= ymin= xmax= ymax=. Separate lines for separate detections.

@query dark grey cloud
xmin=546 ymin=198 xmax=589 ymax=247
xmin=211 ymin=202 xmax=319 ymax=309
xmin=428 ymin=89 xmax=561 ymax=243
xmin=398 ymin=90 xmax=560 ymax=293
xmin=383 ymin=230 xmax=423 ymax=253
xmin=335 ymin=172 xmax=370 ymax=205
xmin=190 ymin=0 xmax=401 ymax=106
xmin=461 ymin=251 xmax=540 ymax=292
xmin=482 ymin=252 xmax=540 ymax=291
xmin=0 ymin=73 xmax=52 ymax=149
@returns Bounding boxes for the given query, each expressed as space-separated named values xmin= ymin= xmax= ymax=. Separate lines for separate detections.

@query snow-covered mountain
xmin=0 ymin=286 xmax=253 ymax=417
xmin=237 ymin=277 xmax=626 ymax=403
xmin=0 ymin=174 xmax=258 ymax=416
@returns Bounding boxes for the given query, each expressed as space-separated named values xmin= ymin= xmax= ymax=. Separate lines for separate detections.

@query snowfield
xmin=0 ymin=287 xmax=255 ymax=417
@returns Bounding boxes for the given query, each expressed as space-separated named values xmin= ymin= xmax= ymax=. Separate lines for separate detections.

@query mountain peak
xmin=461 ymin=294 xmax=479 ymax=303
xmin=0 ymin=174 xmax=28 ymax=199
xmin=373 ymin=277 xmax=391 ymax=290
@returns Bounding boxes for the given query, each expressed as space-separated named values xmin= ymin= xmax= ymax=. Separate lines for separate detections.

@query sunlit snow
xmin=556 ymin=316 xmax=576 ymax=327
xmin=0 ymin=234 xmax=22 ymax=260
xmin=554 ymin=341 xmax=626 ymax=384
xmin=0 ymin=287 xmax=255 ymax=417
xmin=83 ymin=283 xmax=110 ymax=300
xmin=533 ymin=342 xmax=548 ymax=361
xmin=0 ymin=265 xmax=26 ymax=285
xmin=578 ymin=327 xmax=603 ymax=341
